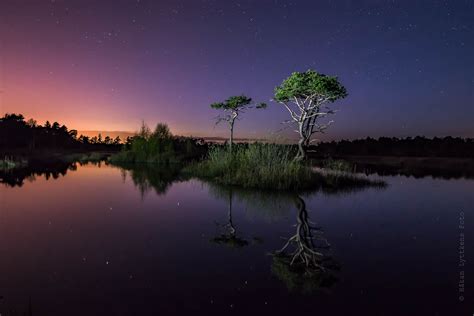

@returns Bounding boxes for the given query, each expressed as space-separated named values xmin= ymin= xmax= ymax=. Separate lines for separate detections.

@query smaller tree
xmin=26 ymin=119 xmax=37 ymax=128
xmin=113 ymin=136 xmax=121 ymax=145
xmin=153 ymin=123 xmax=172 ymax=140
xmin=137 ymin=120 xmax=151 ymax=139
xmin=69 ymin=129 xmax=78 ymax=140
xmin=274 ymin=70 xmax=347 ymax=160
xmin=78 ymin=135 xmax=90 ymax=144
xmin=210 ymin=95 xmax=266 ymax=151
xmin=104 ymin=135 xmax=112 ymax=145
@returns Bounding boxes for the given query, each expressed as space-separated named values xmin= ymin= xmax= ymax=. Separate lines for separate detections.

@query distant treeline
xmin=313 ymin=137 xmax=474 ymax=158
xmin=0 ymin=113 xmax=121 ymax=155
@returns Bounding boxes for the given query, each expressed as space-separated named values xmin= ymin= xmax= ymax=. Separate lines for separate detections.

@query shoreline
xmin=310 ymin=155 xmax=474 ymax=179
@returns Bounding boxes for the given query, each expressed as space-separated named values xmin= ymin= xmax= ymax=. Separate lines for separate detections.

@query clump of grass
xmin=0 ymin=157 xmax=28 ymax=170
xmin=186 ymin=144 xmax=312 ymax=190
xmin=81 ymin=152 xmax=107 ymax=163
xmin=62 ymin=152 xmax=108 ymax=163
xmin=322 ymin=158 xmax=352 ymax=172
xmin=186 ymin=143 xmax=385 ymax=192
xmin=61 ymin=153 xmax=84 ymax=162
xmin=0 ymin=157 xmax=17 ymax=170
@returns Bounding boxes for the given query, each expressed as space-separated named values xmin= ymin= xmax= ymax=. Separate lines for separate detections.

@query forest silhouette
xmin=1 ymin=113 xmax=473 ymax=159
xmin=0 ymin=113 xmax=121 ymax=155
xmin=313 ymin=136 xmax=474 ymax=158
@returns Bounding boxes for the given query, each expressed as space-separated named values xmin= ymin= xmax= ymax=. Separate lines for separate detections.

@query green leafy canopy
xmin=210 ymin=95 xmax=252 ymax=110
xmin=274 ymin=70 xmax=348 ymax=103
xmin=210 ymin=95 xmax=267 ymax=110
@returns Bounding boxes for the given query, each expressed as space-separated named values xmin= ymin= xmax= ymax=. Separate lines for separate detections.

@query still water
xmin=0 ymin=162 xmax=472 ymax=315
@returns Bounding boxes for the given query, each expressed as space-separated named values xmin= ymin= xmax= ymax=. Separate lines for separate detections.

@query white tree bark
xmin=228 ymin=111 xmax=237 ymax=151
xmin=279 ymin=95 xmax=335 ymax=160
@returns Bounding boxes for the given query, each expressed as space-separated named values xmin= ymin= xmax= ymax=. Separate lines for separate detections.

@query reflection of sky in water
xmin=0 ymin=163 xmax=472 ymax=315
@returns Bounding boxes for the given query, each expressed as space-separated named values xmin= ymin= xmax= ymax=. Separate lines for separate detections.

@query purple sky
xmin=1 ymin=0 xmax=472 ymax=140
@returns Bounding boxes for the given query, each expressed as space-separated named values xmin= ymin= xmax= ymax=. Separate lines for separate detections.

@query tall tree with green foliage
xmin=274 ymin=70 xmax=347 ymax=160
xmin=210 ymin=95 xmax=266 ymax=151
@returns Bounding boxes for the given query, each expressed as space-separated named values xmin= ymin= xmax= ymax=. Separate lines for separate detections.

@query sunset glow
xmin=1 ymin=1 xmax=472 ymax=140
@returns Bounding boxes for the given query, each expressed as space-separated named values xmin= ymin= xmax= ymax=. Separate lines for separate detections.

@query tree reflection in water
xmin=0 ymin=159 xmax=77 ymax=187
xmin=208 ymin=187 xmax=250 ymax=248
xmin=205 ymin=177 xmax=383 ymax=293
xmin=271 ymin=194 xmax=339 ymax=294
xmin=276 ymin=196 xmax=330 ymax=268
xmin=206 ymin=183 xmax=340 ymax=292
xmin=0 ymin=156 xmax=109 ymax=188
xmin=2 ymin=160 xmax=383 ymax=295
xmin=111 ymin=162 xmax=183 ymax=197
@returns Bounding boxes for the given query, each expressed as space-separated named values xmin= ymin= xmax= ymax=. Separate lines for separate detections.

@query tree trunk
xmin=295 ymin=121 xmax=306 ymax=161
xmin=296 ymin=138 xmax=306 ymax=161
xmin=229 ymin=112 xmax=238 ymax=152
xmin=229 ymin=120 xmax=234 ymax=152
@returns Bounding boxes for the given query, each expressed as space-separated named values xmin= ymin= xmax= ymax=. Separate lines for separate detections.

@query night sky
xmin=0 ymin=0 xmax=472 ymax=140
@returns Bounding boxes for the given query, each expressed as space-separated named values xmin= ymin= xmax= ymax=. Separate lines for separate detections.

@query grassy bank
xmin=185 ymin=144 xmax=384 ymax=191
xmin=185 ymin=144 xmax=307 ymax=190
xmin=311 ymin=155 xmax=474 ymax=179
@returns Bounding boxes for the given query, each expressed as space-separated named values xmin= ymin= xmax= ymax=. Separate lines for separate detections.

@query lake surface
xmin=0 ymin=162 xmax=472 ymax=315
